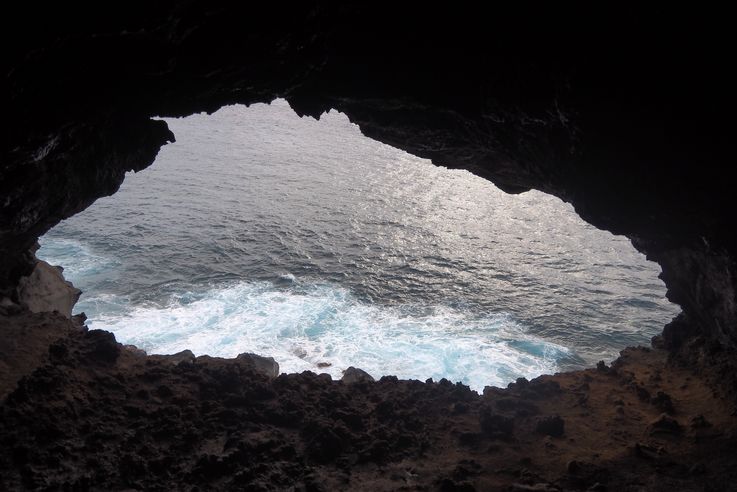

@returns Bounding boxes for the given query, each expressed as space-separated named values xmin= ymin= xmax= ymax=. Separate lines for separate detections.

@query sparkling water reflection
xmin=38 ymin=100 xmax=680 ymax=390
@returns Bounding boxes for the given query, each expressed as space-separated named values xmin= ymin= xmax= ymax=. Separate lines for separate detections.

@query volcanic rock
xmin=2 ymin=4 xmax=737 ymax=490
xmin=16 ymin=259 xmax=81 ymax=318
xmin=535 ymin=415 xmax=565 ymax=437
xmin=342 ymin=367 xmax=375 ymax=384
xmin=236 ymin=352 xmax=280 ymax=379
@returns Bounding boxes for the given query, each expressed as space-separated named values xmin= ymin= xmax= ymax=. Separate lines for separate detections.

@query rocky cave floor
xmin=2 ymin=311 xmax=737 ymax=491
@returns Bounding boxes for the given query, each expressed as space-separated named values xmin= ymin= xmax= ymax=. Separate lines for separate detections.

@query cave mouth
xmin=37 ymin=99 xmax=680 ymax=391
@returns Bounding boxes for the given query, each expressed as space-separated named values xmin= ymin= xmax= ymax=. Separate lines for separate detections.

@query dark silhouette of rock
xmin=0 ymin=328 xmax=735 ymax=489
xmin=236 ymin=352 xmax=280 ymax=378
xmin=2 ymin=4 xmax=737 ymax=490
xmin=341 ymin=367 xmax=374 ymax=384
xmin=0 ymin=4 xmax=736 ymax=353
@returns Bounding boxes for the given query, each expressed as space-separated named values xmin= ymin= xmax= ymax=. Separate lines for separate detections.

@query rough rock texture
xmin=235 ymin=353 xmax=280 ymax=379
xmin=16 ymin=257 xmax=82 ymax=318
xmin=0 ymin=311 xmax=79 ymax=400
xmin=342 ymin=367 xmax=375 ymax=384
xmin=1 ymin=4 xmax=736 ymax=349
xmin=2 ymin=4 xmax=737 ymax=490
xmin=1 ymin=326 xmax=736 ymax=491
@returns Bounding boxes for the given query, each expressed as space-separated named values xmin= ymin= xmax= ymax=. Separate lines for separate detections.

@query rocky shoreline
xmin=3 ymin=4 xmax=737 ymax=490
xmin=2 ymin=297 xmax=736 ymax=490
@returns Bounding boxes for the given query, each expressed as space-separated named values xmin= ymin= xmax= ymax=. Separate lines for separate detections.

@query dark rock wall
xmin=2 ymin=4 xmax=735 ymax=347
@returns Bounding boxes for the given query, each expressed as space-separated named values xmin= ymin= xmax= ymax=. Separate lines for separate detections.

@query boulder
xmin=341 ymin=367 xmax=374 ymax=384
xmin=166 ymin=349 xmax=195 ymax=364
xmin=236 ymin=352 xmax=279 ymax=378
xmin=16 ymin=260 xmax=81 ymax=318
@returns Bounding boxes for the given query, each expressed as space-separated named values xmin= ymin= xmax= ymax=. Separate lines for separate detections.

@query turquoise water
xmin=38 ymin=100 xmax=679 ymax=390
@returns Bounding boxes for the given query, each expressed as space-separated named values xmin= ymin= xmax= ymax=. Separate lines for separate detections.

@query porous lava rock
xmin=2 ymin=4 xmax=737 ymax=490
xmin=1 ymin=329 xmax=736 ymax=490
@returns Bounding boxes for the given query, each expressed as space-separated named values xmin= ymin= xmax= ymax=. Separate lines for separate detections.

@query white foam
xmin=88 ymin=281 xmax=569 ymax=391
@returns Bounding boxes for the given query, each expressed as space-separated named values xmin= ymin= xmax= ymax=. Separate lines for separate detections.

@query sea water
xmin=38 ymin=100 xmax=680 ymax=390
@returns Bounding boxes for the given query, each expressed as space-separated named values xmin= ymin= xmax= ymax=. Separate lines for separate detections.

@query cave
xmin=35 ymin=100 xmax=679 ymax=390
xmin=2 ymin=4 xmax=736 ymax=490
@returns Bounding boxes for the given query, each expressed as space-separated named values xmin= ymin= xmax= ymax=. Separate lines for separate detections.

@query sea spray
xmin=37 ymin=99 xmax=679 ymax=389
xmin=80 ymin=280 xmax=570 ymax=391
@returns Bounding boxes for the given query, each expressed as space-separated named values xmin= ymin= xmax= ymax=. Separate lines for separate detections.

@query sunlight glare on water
xmin=38 ymin=100 xmax=680 ymax=391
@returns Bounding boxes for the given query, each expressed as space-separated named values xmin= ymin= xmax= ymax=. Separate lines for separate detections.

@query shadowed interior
xmin=2 ymin=4 xmax=736 ymax=490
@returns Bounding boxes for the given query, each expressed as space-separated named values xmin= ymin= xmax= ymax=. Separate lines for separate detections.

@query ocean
xmin=38 ymin=99 xmax=679 ymax=391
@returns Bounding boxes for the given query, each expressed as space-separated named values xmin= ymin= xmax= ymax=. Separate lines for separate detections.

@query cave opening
xmin=37 ymin=99 xmax=680 ymax=391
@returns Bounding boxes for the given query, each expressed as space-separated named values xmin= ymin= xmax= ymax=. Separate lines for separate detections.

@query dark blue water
xmin=38 ymin=100 xmax=679 ymax=390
